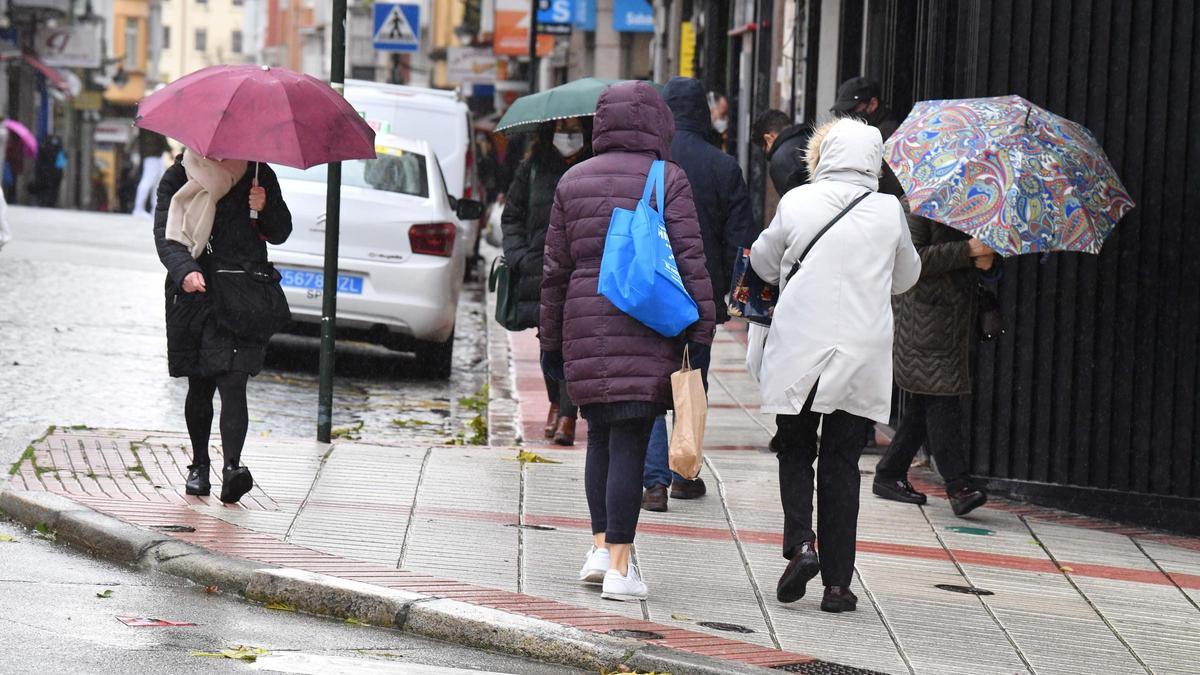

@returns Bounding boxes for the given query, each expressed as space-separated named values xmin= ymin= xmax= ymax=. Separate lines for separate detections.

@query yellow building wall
xmin=105 ymin=0 xmax=151 ymax=106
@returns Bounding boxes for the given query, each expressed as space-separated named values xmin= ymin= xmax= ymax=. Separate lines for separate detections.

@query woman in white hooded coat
xmin=750 ymin=117 xmax=920 ymax=612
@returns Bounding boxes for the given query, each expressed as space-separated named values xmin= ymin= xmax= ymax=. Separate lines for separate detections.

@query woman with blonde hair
xmin=751 ymin=117 xmax=920 ymax=612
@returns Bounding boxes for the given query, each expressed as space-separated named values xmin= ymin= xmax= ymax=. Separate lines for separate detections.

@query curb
xmin=0 ymin=489 xmax=775 ymax=674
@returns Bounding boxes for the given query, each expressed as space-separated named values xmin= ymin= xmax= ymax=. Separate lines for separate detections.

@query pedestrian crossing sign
xmin=373 ymin=2 xmax=421 ymax=52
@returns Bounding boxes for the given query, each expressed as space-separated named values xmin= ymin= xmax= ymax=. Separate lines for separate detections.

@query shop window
xmin=125 ymin=19 xmax=140 ymax=70
xmin=232 ymin=30 xmax=243 ymax=54
xmin=195 ymin=29 xmax=207 ymax=52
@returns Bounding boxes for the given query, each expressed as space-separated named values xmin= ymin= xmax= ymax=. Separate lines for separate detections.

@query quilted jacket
xmin=539 ymin=81 xmax=716 ymax=409
xmin=892 ymin=217 xmax=978 ymax=396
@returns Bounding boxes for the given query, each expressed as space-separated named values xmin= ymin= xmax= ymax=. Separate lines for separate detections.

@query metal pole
xmin=317 ymin=0 xmax=347 ymax=443
xmin=528 ymin=0 xmax=539 ymax=92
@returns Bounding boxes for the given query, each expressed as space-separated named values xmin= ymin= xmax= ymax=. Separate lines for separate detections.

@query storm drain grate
xmin=697 ymin=621 xmax=755 ymax=634
xmin=773 ymin=660 xmax=888 ymax=674
xmin=936 ymin=583 xmax=995 ymax=596
xmin=606 ymin=629 xmax=664 ymax=640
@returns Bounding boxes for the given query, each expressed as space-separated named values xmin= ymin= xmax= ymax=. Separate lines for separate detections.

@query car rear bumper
xmin=270 ymin=250 xmax=461 ymax=344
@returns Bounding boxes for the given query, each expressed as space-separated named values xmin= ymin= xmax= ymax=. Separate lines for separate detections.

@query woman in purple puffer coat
xmin=539 ymin=81 xmax=716 ymax=601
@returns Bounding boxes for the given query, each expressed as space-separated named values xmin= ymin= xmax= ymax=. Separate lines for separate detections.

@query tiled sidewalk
xmin=6 ymin=325 xmax=1200 ymax=674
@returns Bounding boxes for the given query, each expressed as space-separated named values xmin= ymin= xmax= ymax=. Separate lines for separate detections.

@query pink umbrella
xmin=134 ymin=65 xmax=375 ymax=169
xmin=3 ymin=119 xmax=38 ymax=158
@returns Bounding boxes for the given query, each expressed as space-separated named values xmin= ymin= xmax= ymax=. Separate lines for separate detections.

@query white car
xmin=270 ymin=135 xmax=484 ymax=379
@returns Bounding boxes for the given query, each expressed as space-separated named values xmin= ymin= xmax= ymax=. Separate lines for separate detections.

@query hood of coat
xmin=592 ymin=81 xmax=674 ymax=159
xmin=662 ymin=77 xmax=710 ymax=135
xmin=810 ymin=118 xmax=881 ymax=191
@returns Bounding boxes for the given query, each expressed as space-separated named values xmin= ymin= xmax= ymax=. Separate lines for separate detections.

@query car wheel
xmin=415 ymin=332 xmax=454 ymax=380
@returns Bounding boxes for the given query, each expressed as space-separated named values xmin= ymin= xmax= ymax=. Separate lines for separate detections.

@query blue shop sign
xmin=573 ymin=0 xmax=595 ymax=31
xmin=612 ymin=0 xmax=654 ymax=32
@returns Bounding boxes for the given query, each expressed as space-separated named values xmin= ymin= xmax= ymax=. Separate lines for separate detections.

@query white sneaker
xmin=601 ymin=564 xmax=648 ymax=601
xmin=578 ymin=546 xmax=610 ymax=584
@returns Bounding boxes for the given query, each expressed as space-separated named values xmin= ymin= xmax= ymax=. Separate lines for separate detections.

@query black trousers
xmin=772 ymin=404 xmax=871 ymax=587
xmin=875 ymin=393 xmax=970 ymax=494
xmin=585 ymin=416 xmax=655 ymax=544
xmin=185 ymin=372 xmax=250 ymax=470
xmin=544 ymin=375 xmax=578 ymax=420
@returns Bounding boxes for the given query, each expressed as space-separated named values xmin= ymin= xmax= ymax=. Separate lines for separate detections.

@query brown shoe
xmin=820 ymin=586 xmax=858 ymax=613
xmin=670 ymin=477 xmax=707 ymax=499
xmin=552 ymin=417 xmax=576 ymax=446
xmin=544 ymin=403 xmax=560 ymax=439
xmin=642 ymin=485 xmax=668 ymax=512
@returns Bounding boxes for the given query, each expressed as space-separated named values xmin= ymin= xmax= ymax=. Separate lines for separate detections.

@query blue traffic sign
xmin=373 ymin=2 xmax=420 ymax=52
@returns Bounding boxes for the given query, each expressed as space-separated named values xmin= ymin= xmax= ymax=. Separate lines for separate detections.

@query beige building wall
xmin=159 ymin=0 xmax=250 ymax=84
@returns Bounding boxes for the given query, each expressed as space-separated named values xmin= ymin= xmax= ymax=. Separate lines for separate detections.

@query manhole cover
xmin=697 ymin=621 xmax=755 ymax=633
xmin=936 ymin=583 xmax=994 ymax=596
xmin=151 ymin=525 xmax=196 ymax=533
xmin=945 ymin=526 xmax=995 ymax=536
xmin=774 ymin=661 xmax=887 ymax=674
xmin=606 ymin=629 xmax=664 ymax=640
xmin=502 ymin=524 xmax=556 ymax=531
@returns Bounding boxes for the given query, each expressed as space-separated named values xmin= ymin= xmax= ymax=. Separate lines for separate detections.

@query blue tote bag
xmin=598 ymin=160 xmax=700 ymax=337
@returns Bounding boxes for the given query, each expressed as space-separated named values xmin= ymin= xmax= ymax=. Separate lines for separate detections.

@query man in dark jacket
xmin=831 ymin=77 xmax=904 ymax=199
xmin=752 ymin=109 xmax=812 ymax=196
xmin=639 ymin=76 xmax=758 ymax=513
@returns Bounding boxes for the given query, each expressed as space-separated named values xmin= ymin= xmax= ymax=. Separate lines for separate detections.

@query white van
xmin=344 ymin=81 xmax=484 ymax=257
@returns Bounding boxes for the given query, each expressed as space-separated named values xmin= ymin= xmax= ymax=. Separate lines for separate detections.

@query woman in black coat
xmin=501 ymin=117 xmax=591 ymax=445
xmin=153 ymin=153 xmax=292 ymax=503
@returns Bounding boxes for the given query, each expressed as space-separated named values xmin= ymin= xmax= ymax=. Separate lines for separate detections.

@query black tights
xmin=185 ymin=372 xmax=249 ymax=471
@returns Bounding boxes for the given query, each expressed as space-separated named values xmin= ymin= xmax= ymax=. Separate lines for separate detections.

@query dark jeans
xmin=185 ymin=372 xmax=250 ymax=470
xmin=773 ymin=403 xmax=871 ymax=587
xmin=875 ymin=393 xmax=970 ymax=494
xmin=544 ymin=375 xmax=578 ymax=420
xmin=643 ymin=345 xmax=710 ymax=488
xmin=586 ymin=416 xmax=655 ymax=544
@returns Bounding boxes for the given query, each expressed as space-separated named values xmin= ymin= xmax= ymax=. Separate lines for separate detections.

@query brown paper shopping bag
xmin=669 ymin=347 xmax=708 ymax=480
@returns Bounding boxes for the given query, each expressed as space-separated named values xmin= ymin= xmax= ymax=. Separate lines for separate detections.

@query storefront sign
xmin=0 ymin=28 xmax=20 ymax=57
xmin=572 ymin=0 xmax=595 ymax=31
xmin=35 ymin=22 xmax=102 ymax=68
xmin=679 ymin=21 xmax=695 ymax=77
xmin=94 ymin=118 xmax=135 ymax=145
xmin=612 ymin=0 xmax=654 ymax=32
xmin=447 ymin=47 xmax=498 ymax=85
xmin=494 ymin=0 xmax=554 ymax=56
xmin=536 ymin=0 xmax=573 ymax=35
xmin=11 ymin=0 xmax=71 ymax=13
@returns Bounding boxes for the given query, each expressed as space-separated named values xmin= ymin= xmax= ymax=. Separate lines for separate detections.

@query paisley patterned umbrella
xmin=884 ymin=95 xmax=1134 ymax=256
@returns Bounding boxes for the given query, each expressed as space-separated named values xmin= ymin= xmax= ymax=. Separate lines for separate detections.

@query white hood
xmin=810 ymin=118 xmax=882 ymax=192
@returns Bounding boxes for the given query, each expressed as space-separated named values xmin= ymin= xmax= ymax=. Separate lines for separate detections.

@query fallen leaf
xmin=204 ymin=585 xmax=219 ymax=594
xmin=96 ymin=589 xmax=115 ymax=599
xmin=116 ymin=616 xmax=198 ymax=627
xmin=345 ymin=617 xmax=368 ymax=626
xmin=264 ymin=602 xmax=295 ymax=612
xmin=670 ymin=613 xmax=691 ymax=621
xmin=505 ymin=450 xmax=561 ymax=464
xmin=33 ymin=523 xmax=56 ymax=540
xmin=0 ymin=534 xmax=16 ymax=543
xmin=190 ymin=645 xmax=268 ymax=662
xmin=1060 ymin=566 xmax=1075 ymax=573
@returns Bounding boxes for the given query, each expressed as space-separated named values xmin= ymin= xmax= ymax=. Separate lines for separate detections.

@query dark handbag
xmin=205 ymin=257 xmax=291 ymax=341
xmin=727 ymin=192 xmax=871 ymax=325
xmin=977 ymin=284 xmax=1004 ymax=342
xmin=488 ymin=256 xmax=522 ymax=331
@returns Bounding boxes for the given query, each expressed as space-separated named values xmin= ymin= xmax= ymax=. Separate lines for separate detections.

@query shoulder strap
xmin=784 ymin=192 xmax=872 ymax=283
xmin=640 ymin=160 xmax=665 ymax=213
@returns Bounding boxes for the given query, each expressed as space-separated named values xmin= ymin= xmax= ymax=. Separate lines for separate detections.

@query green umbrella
xmin=496 ymin=78 xmax=663 ymax=134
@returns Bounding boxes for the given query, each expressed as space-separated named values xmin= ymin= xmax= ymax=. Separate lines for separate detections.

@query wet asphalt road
xmin=0 ymin=518 xmax=582 ymax=675
xmin=0 ymin=206 xmax=489 ymax=446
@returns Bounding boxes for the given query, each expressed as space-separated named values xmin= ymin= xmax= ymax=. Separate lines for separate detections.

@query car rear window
xmin=274 ymin=150 xmax=429 ymax=198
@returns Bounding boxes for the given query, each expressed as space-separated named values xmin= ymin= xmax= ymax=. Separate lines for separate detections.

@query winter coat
xmin=766 ymin=124 xmax=813 ymax=196
xmin=501 ymin=149 xmax=586 ymax=329
xmin=661 ymin=77 xmax=758 ymax=323
xmin=892 ymin=217 xmax=978 ymax=396
xmin=751 ymin=118 xmax=921 ymax=424
xmin=539 ymin=81 xmax=716 ymax=411
xmin=154 ymin=156 xmax=292 ymax=378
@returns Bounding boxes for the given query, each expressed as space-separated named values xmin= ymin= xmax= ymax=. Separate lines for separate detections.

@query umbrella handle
xmin=250 ymin=162 xmax=260 ymax=220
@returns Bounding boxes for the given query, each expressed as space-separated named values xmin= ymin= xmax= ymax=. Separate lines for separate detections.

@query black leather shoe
xmin=642 ymin=485 xmax=668 ymax=512
xmin=821 ymin=586 xmax=858 ymax=613
xmin=872 ymin=478 xmax=927 ymax=505
xmin=185 ymin=464 xmax=211 ymax=496
xmin=670 ymin=477 xmax=707 ymax=500
xmin=949 ymin=487 xmax=988 ymax=516
xmin=220 ymin=466 xmax=254 ymax=504
xmin=777 ymin=542 xmax=820 ymax=603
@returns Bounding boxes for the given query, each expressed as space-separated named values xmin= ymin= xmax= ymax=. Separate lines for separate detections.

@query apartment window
xmin=231 ymin=30 xmax=243 ymax=54
xmin=124 ymin=19 xmax=140 ymax=70
xmin=162 ymin=26 xmax=170 ymax=50
xmin=195 ymin=29 xmax=207 ymax=52
xmin=233 ymin=0 xmax=244 ymax=5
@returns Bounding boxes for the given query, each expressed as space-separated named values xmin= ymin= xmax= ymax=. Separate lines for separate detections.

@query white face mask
xmin=553 ymin=132 xmax=584 ymax=157
xmin=713 ymin=117 xmax=729 ymax=134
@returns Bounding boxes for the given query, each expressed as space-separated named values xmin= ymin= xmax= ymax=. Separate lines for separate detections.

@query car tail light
xmin=464 ymin=145 xmax=475 ymax=199
xmin=409 ymin=222 xmax=456 ymax=257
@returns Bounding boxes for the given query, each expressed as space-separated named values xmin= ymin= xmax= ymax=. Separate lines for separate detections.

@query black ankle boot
xmin=777 ymin=542 xmax=820 ymax=603
xmin=219 ymin=465 xmax=254 ymax=504
xmin=185 ymin=464 xmax=211 ymax=496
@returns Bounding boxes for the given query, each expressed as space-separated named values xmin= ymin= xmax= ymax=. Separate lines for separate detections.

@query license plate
xmin=279 ymin=268 xmax=364 ymax=295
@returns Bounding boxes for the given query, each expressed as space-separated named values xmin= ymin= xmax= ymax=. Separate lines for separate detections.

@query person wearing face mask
xmin=500 ymin=116 xmax=593 ymax=445
xmin=707 ymin=91 xmax=730 ymax=150
xmin=830 ymin=77 xmax=904 ymax=199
